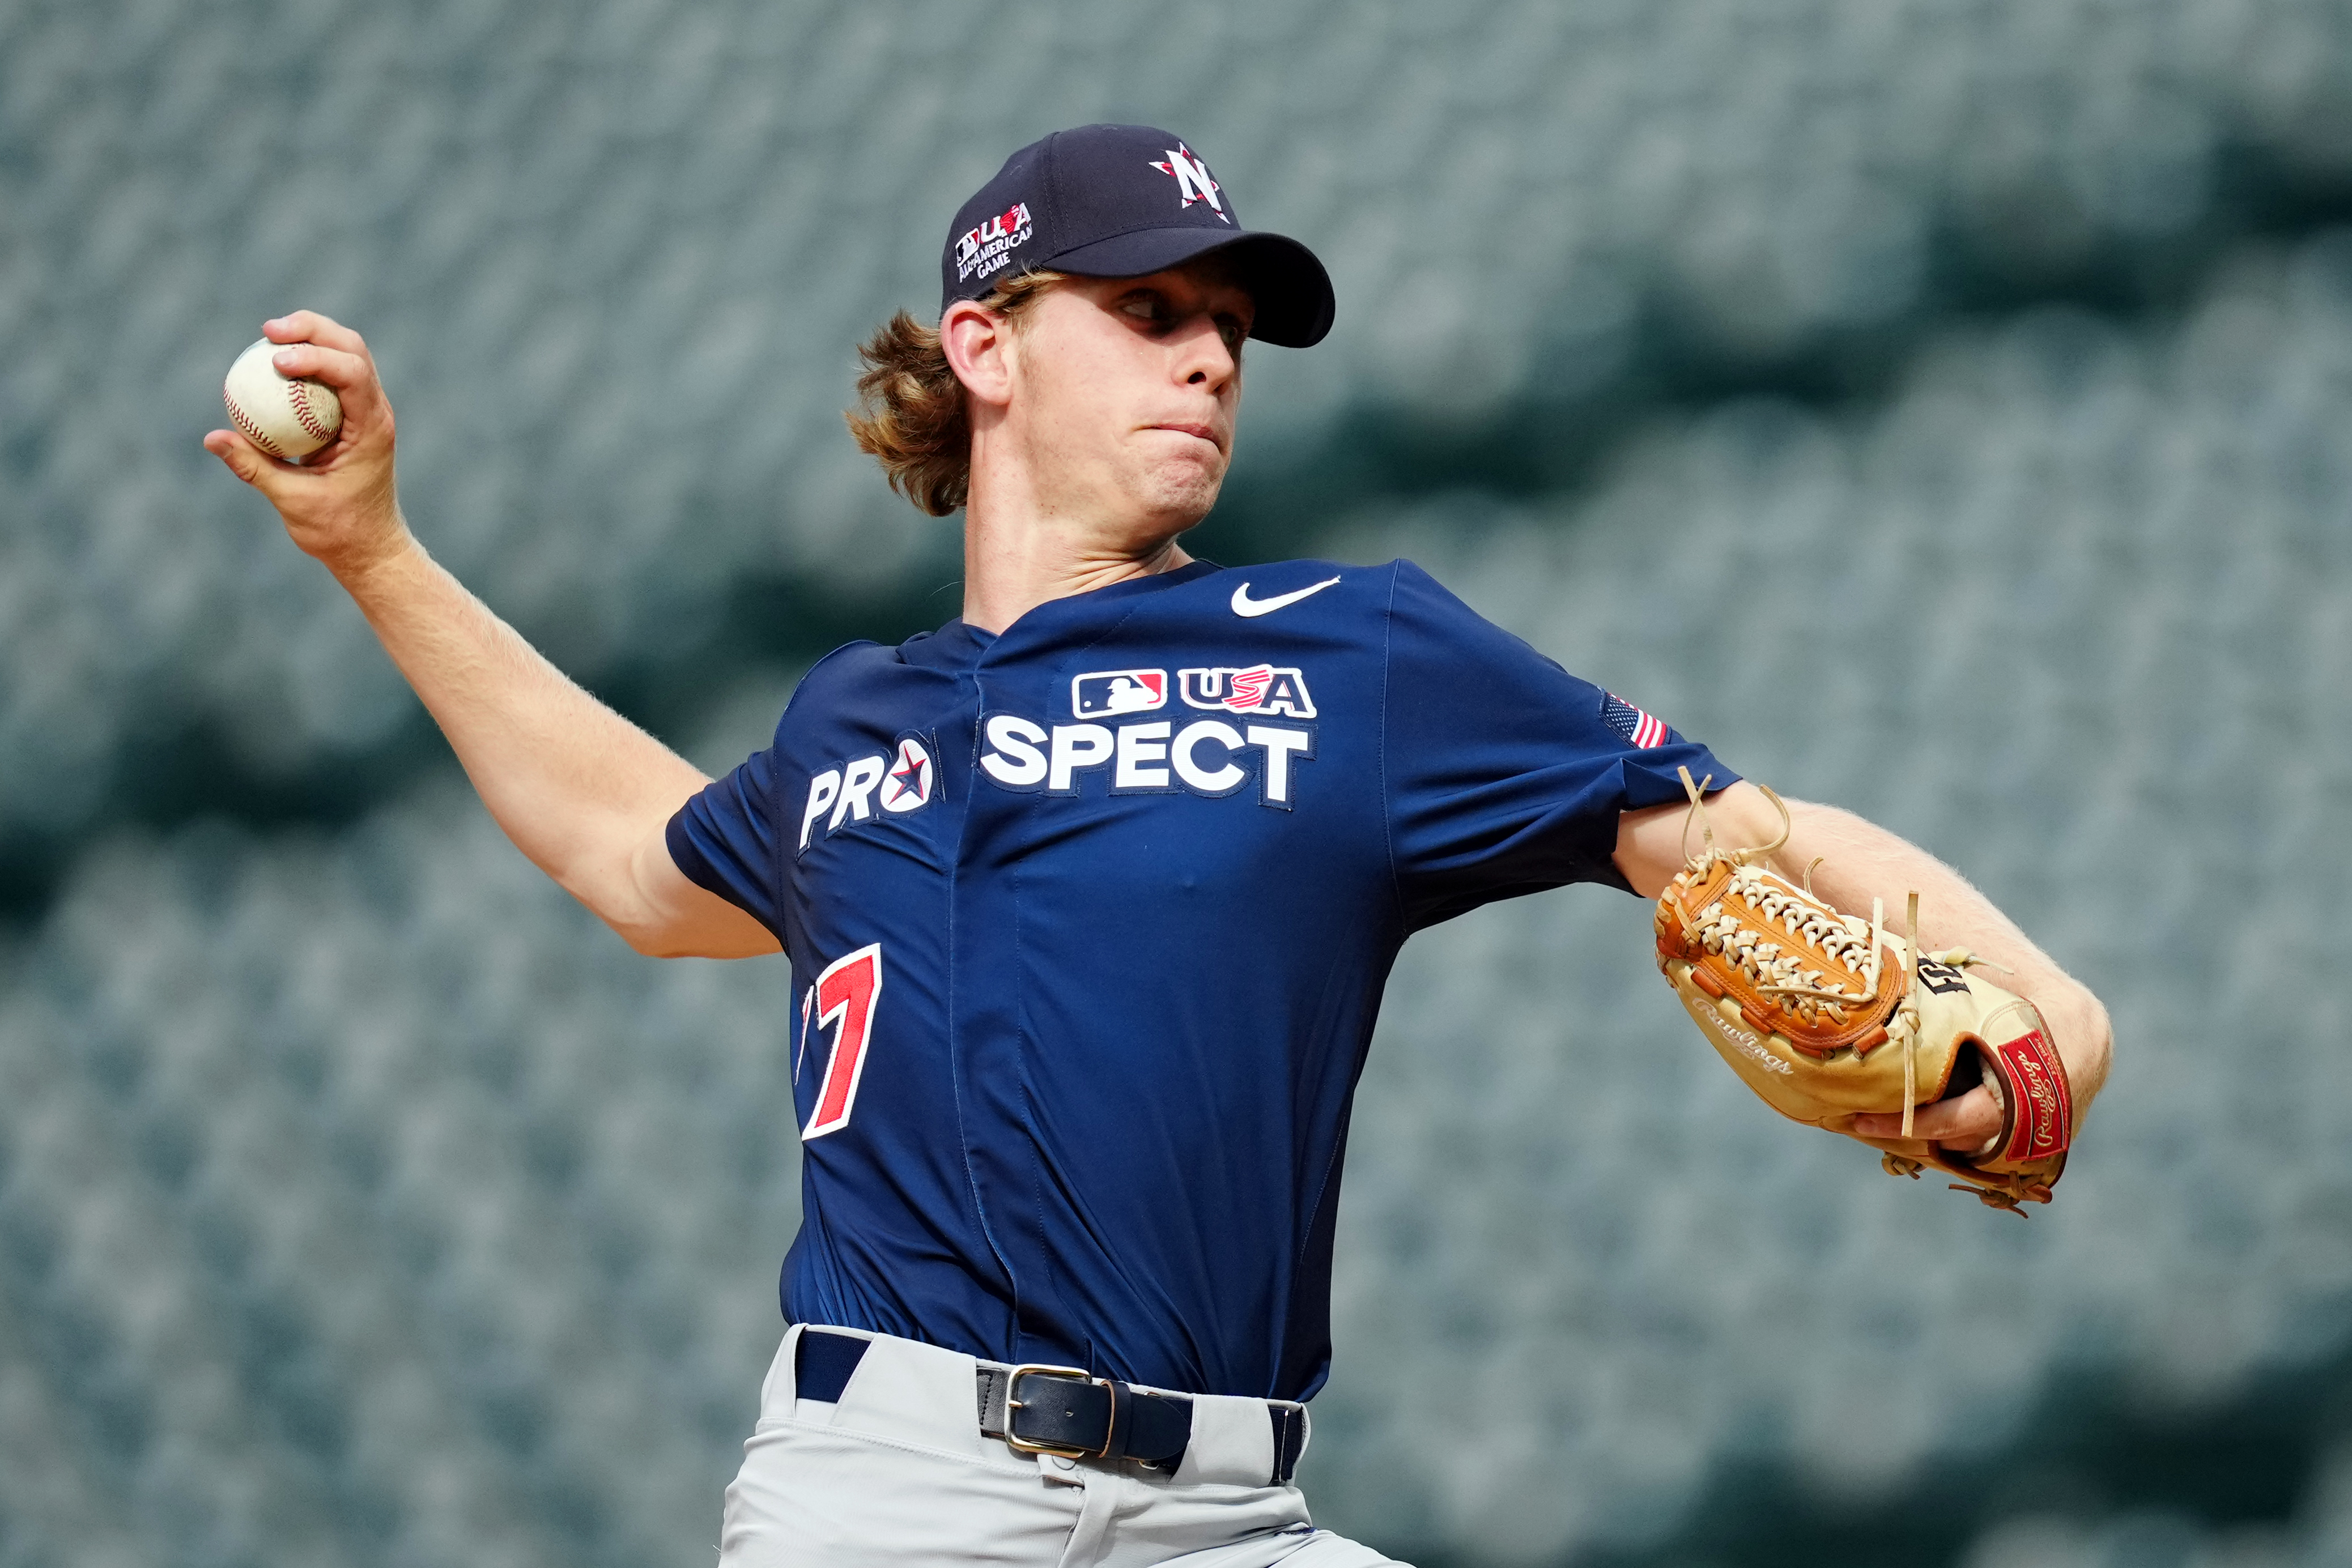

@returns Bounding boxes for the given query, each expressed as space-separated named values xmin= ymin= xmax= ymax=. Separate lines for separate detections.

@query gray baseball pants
xmin=717 ymin=1324 xmax=1410 ymax=1567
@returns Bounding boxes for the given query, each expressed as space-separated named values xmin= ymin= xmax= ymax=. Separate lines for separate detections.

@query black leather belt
xmin=794 ymin=1329 xmax=1305 ymax=1484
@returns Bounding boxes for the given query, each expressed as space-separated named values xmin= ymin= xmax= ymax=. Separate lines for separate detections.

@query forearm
xmin=1775 ymin=799 xmax=2112 ymax=1115
xmin=205 ymin=313 xmax=774 ymax=960
xmin=336 ymin=523 xmax=708 ymax=928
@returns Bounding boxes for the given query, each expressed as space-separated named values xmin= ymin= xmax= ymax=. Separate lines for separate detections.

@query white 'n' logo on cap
xmin=1149 ymin=144 xmax=1228 ymax=223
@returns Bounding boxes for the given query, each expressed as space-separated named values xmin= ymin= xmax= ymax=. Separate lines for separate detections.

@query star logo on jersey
xmin=878 ymin=736 xmax=936 ymax=813
xmin=1148 ymin=144 xmax=1230 ymax=223
xmin=1073 ymin=668 xmax=1167 ymax=718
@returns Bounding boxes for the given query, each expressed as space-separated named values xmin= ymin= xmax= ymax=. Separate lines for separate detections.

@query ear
xmin=941 ymin=299 xmax=1016 ymax=411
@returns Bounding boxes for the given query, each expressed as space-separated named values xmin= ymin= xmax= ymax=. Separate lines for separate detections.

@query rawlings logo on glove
xmin=1652 ymin=771 xmax=2072 ymax=1212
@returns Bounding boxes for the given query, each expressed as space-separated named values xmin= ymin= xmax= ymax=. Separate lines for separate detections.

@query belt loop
xmin=763 ymin=1323 xmax=808 ymax=1413
xmin=1268 ymin=1404 xmax=1306 ymax=1485
xmin=976 ymin=1364 xmax=1011 ymax=1435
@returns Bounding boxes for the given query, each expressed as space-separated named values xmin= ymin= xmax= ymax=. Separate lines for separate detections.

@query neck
xmin=958 ymin=466 xmax=1197 ymax=636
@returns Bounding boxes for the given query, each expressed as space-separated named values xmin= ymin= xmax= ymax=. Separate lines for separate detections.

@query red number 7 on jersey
xmin=801 ymin=943 xmax=883 ymax=1140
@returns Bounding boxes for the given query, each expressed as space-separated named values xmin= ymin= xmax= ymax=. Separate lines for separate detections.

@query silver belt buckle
xmin=1002 ymin=1363 xmax=1116 ymax=1459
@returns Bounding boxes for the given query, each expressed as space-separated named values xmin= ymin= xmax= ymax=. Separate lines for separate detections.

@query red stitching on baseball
xmin=225 ymin=393 xmax=285 ymax=457
xmin=290 ymin=382 xmax=334 ymax=444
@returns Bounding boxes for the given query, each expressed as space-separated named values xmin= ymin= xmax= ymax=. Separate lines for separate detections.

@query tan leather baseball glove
xmin=1652 ymin=773 xmax=2073 ymax=1213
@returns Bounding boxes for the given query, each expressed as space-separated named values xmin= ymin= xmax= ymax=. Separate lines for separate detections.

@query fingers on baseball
xmin=268 ymin=342 xmax=370 ymax=393
xmin=264 ymin=310 xmax=369 ymax=358
xmin=203 ymin=428 xmax=269 ymax=483
xmin=205 ymin=428 xmax=320 ymax=488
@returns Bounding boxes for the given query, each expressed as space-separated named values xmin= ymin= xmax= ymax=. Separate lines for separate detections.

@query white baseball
xmin=222 ymin=338 xmax=344 ymax=459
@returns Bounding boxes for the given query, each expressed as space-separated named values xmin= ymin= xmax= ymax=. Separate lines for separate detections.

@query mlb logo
xmin=1071 ymin=668 xmax=1167 ymax=718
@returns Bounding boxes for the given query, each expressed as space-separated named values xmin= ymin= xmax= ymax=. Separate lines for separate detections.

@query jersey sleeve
xmin=665 ymin=744 xmax=787 ymax=939
xmin=1381 ymin=560 xmax=1739 ymax=930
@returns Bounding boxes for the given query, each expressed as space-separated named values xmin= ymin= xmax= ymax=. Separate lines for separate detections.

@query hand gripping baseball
xmin=1652 ymin=770 xmax=2073 ymax=1213
xmin=203 ymin=312 xmax=408 ymax=581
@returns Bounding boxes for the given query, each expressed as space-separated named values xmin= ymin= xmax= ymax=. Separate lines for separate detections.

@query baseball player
xmin=203 ymin=125 xmax=2112 ymax=1566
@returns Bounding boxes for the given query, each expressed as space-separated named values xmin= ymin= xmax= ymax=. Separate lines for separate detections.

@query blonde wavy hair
xmin=844 ymin=269 xmax=1067 ymax=517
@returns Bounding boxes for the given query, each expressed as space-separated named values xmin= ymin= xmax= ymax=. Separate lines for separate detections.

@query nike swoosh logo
xmin=1230 ymin=576 xmax=1341 ymax=617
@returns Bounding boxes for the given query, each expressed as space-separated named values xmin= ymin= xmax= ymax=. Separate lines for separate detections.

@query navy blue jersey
xmin=667 ymin=559 xmax=1735 ymax=1401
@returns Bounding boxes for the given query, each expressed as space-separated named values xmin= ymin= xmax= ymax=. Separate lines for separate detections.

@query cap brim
xmin=1043 ymin=228 xmax=1335 ymax=348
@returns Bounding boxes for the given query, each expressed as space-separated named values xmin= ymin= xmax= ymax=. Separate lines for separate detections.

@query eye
xmin=1119 ymin=291 xmax=1169 ymax=324
xmin=1216 ymin=314 xmax=1249 ymax=355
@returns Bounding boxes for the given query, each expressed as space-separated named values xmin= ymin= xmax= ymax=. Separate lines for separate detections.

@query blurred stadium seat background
xmin=3 ymin=1 xmax=2349 ymax=1565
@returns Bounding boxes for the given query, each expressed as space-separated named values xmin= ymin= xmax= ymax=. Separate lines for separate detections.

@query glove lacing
xmin=1672 ymin=767 xmax=1885 ymax=1018
xmin=1673 ymin=768 xmax=1928 ymax=1134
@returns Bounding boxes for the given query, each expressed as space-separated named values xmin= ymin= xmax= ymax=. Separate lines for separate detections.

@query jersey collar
xmin=898 ymin=559 xmax=1224 ymax=671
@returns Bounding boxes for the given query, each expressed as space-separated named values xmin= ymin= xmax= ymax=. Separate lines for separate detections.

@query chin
xmin=1135 ymin=467 xmax=1223 ymax=531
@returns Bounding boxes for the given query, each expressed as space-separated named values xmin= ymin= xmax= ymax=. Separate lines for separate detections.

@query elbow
xmin=562 ymin=862 xmax=694 ymax=958
xmin=606 ymin=907 xmax=777 ymax=961
xmin=572 ymin=843 xmax=778 ymax=961
xmin=580 ymin=887 xmax=684 ymax=957
xmin=2071 ymin=979 xmax=2112 ymax=1053
xmin=2053 ymin=981 xmax=2114 ymax=1109
xmin=2083 ymin=994 xmax=2115 ymax=1089
xmin=613 ymin=917 xmax=695 ymax=959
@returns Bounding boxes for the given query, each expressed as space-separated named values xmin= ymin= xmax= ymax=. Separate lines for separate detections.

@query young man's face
xmin=1001 ymin=259 xmax=1256 ymax=539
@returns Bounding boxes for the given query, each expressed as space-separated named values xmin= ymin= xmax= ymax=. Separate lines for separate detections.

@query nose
xmin=1175 ymin=317 xmax=1239 ymax=394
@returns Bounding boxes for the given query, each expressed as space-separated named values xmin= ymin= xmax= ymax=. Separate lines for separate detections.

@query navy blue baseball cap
xmin=941 ymin=125 xmax=1336 ymax=348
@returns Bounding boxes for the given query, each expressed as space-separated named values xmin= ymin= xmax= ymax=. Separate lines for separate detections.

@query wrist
xmin=324 ymin=511 xmax=424 ymax=596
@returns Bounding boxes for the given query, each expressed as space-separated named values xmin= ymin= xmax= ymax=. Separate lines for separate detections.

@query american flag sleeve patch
xmin=1600 ymin=692 xmax=1670 ymax=749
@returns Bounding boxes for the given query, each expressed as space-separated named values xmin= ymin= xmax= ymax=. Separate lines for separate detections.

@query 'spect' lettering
xmin=980 ymin=714 xmax=1315 ymax=809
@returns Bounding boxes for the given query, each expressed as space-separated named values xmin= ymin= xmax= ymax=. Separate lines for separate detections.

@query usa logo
xmin=956 ymin=201 xmax=1035 ymax=283
xmin=1179 ymin=665 xmax=1316 ymax=718
xmin=1148 ymin=144 xmax=1230 ymax=224
xmin=1073 ymin=669 xmax=1167 ymax=718
xmin=878 ymin=736 xmax=935 ymax=813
